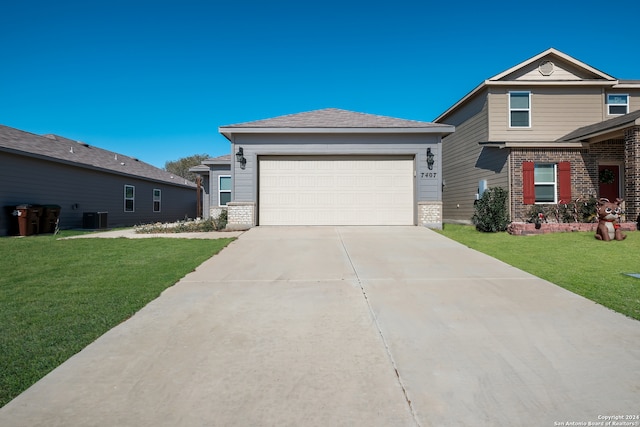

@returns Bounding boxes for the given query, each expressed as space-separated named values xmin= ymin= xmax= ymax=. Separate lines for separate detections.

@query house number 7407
xmin=420 ymin=172 xmax=437 ymax=178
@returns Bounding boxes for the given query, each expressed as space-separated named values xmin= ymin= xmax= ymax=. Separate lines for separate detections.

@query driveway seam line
xmin=336 ymin=228 xmax=422 ymax=427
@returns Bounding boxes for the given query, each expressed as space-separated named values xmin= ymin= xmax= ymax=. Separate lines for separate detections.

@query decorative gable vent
xmin=538 ymin=60 xmax=554 ymax=76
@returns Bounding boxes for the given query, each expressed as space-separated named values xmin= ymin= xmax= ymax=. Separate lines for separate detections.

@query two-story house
xmin=434 ymin=48 xmax=640 ymax=225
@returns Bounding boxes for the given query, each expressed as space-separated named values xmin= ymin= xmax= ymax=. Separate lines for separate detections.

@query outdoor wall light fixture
xmin=235 ymin=147 xmax=246 ymax=169
xmin=426 ymin=148 xmax=435 ymax=170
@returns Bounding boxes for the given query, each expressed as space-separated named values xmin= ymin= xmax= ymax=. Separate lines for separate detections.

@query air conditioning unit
xmin=83 ymin=212 xmax=108 ymax=229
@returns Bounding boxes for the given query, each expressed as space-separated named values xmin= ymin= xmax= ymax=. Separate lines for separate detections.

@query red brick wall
xmin=625 ymin=126 xmax=640 ymax=220
xmin=510 ymin=140 xmax=624 ymax=221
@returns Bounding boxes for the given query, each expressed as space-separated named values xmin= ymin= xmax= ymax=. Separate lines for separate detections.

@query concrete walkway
xmin=1 ymin=226 xmax=638 ymax=426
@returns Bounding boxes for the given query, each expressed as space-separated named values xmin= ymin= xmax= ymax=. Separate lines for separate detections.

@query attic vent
xmin=133 ymin=158 xmax=139 ymax=162
xmin=538 ymin=60 xmax=554 ymax=76
xmin=82 ymin=143 xmax=90 ymax=148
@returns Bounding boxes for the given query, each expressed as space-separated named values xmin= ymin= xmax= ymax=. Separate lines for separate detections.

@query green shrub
xmin=213 ymin=209 xmax=227 ymax=230
xmin=472 ymin=187 xmax=510 ymax=232
xmin=135 ymin=212 xmax=228 ymax=234
xmin=525 ymin=196 xmax=598 ymax=224
xmin=526 ymin=204 xmax=547 ymax=224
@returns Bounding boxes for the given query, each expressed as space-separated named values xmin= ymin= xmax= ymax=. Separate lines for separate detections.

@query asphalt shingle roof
xmin=203 ymin=154 xmax=231 ymax=163
xmin=0 ymin=124 xmax=195 ymax=187
xmin=559 ymin=110 xmax=640 ymax=141
xmin=221 ymin=108 xmax=447 ymax=129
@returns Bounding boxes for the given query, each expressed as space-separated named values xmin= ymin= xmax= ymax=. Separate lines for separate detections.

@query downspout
xmin=507 ymin=148 xmax=513 ymax=221
xmin=196 ymin=175 xmax=202 ymax=218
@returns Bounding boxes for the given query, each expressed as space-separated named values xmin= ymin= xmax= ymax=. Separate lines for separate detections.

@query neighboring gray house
xmin=0 ymin=124 xmax=197 ymax=235
xmin=189 ymin=155 xmax=231 ymax=219
xmin=193 ymin=108 xmax=454 ymax=229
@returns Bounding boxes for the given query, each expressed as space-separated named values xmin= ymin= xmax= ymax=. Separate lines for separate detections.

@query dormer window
xmin=509 ymin=91 xmax=531 ymax=127
xmin=607 ymin=94 xmax=628 ymax=115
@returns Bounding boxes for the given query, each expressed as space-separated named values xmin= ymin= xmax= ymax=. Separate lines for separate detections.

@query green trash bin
xmin=40 ymin=205 xmax=62 ymax=234
xmin=15 ymin=204 xmax=42 ymax=236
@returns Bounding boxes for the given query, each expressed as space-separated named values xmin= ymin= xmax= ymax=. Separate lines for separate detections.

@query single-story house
xmin=433 ymin=48 xmax=640 ymax=224
xmin=0 ymin=124 xmax=197 ymax=235
xmin=193 ymin=108 xmax=454 ymax=229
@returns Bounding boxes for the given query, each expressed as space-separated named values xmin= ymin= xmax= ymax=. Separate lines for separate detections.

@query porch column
xmin=624 ymin=126 xmax=640 ymax=222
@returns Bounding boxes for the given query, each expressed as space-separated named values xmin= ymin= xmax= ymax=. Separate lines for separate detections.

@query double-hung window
xmin=534 ymin=164 xmax=556 ymax=203
xmin=124 ymin=185 xmax=135 ymax=212
xmin=509 ymin=91 xmax=531 ymax=127
xmin=153 ymin=189 xmax=161 ymax=212
xmin=219 ymin=175 xmax=231 ymax=206
xmin=607 ymin=94 xmax=628 ymax=115
xmin=523 ymin=161 xmax=571 ymax=205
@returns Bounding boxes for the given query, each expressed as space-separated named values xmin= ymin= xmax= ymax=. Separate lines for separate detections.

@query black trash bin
xmin=40 ymin=205 xmax=62 ymax=233
xmin=15 ymin=204 xmax=42 ymax=236
xmin=4 ymin=206 xmax=20 ymax=236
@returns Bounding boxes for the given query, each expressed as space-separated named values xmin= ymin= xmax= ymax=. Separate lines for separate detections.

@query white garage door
xmin=259 ymin=155 xmax=414 ymax=225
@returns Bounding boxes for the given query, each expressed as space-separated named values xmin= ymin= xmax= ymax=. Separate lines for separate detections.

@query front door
xmin=598 ymin=165 xmax=620 ymax=201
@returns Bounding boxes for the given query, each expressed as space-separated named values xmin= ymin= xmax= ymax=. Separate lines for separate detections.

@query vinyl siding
xmin=606 ymin=89 xmax=640 ymax=117
xmin=489 ymin=87 xmax=606 ymax=141
xmin=208 ymin=164 xmax=232 ymax=208
xmin=229 ymin=133 xmax=443 ymax=219
xmin=0 ymin=152 xmax=196 ymax=235
xmin=440 ymin=92 xmax=507 ymax=223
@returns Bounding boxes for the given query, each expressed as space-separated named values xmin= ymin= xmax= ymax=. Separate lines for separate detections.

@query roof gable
xmin=489 ymin=48 xmax=616 ymax=82
xmin=0 ymin=124 xmax=195 ymax=188
xmin=435 ymin=48 xmax=619 ymax=123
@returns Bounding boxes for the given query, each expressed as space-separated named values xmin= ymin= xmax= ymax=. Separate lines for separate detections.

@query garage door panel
xmin=259 ymin=156 xmax=414 ymax=225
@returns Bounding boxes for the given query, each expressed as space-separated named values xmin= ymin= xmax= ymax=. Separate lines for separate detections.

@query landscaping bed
xmin=508 ymin=221 xmax=638 ymax=235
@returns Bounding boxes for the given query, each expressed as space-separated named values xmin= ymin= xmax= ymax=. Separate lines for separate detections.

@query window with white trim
xmin=124 ymin=185 xmax=135 ymax=212
xmin=607 ymin=94 xmax=628 ymax=115
xmin=509 ymin=91 xmax=531 ymax=127
xmin=534 ymin=164 xmax=556 ymax=203
xmin=153 ymin=189 xmax=161 ymax=212
xmin=219 ymin=175 xmax=231 ymax=206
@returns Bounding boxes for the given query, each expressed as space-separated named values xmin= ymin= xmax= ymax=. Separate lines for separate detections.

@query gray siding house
xmin=0 ymin=124 xmax=197 ymax=235
xmin=189 ymin=155 xmax=231 ymax=219
xmin=194 ymin=108 xmax=454 ymax=229
xmin=433 ymin=48 xmax=640 ymax=224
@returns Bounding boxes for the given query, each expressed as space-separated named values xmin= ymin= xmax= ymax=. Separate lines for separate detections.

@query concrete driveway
xmin=1 ymin=226 xmax=638 ymax=426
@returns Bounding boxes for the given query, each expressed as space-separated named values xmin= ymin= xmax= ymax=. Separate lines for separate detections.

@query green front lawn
xmin=0 ymin=232 xmax=234 ymax=407
xmin=437 ymin=225 xmax=640 ymax=321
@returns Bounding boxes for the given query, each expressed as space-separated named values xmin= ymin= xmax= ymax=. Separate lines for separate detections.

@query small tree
xmin=472 ymin=187 xmax=510 ymax=232
xmin=164 ymin=154 xmax=210 ymax=183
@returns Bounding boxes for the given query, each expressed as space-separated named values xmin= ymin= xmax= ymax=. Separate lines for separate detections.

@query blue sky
xmin=2 ymin=0 xmax=639 ymax=169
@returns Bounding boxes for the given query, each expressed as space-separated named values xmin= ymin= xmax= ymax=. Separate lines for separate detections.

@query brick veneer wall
xmin=510 ymin=141 xmax=624 ymax=221
xmin=625 ymin=126 xmax=640 ymax=221
xmin=226 ymin=202 xmax=255 ymax=230
xmin=418 ymin=201 xmax=442 ymax=229
xmin=210 ymin=207 xmax=225 ymax=219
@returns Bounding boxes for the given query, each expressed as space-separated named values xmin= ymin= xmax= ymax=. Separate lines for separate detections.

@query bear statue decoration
xmin=595 ymin=198 xmax=627 ymax=241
